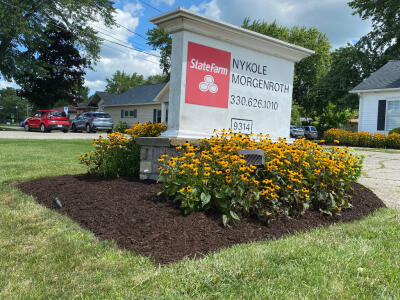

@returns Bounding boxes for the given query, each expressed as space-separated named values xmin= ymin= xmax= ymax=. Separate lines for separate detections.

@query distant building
xmin=350 ymin=60 xmax=400 ymax=133
xmin=88 ymin=91 xmax=117 ymax=112
xmin=103 ymin=82 xmax=169 ymax=126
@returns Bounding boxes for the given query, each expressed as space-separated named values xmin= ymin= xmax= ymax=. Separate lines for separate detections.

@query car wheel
xmin=71 ymin=124 xmax=77 ymax=132
xmin=63 ymin=129 xmax=69 ymax=133
xmin=40 ymin=123 xmax=47 ymax=133
xmin=86 ymin=124 xmax=91 ymax=133
xmin=24 ymin=123 xmax=30 ymax=132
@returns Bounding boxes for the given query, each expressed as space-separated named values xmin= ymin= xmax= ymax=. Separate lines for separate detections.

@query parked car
xmin=71 ymin=112 xmax=114 ymax=133
xmin=24 ymin=110 xmax=69 ymax=133
xmin=302 ymin=125 xmax=318 ymax=139
xmin=290 ymin=125 xmax=305 ymax=138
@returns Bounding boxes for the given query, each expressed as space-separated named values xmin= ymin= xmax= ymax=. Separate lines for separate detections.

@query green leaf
xmin=200 ymin=192 xmax=211 ymax=206
xmin=230 ymin=210 xmax=240 ymax=221
xmin=222 ymin=214 xmax=229 ymax=227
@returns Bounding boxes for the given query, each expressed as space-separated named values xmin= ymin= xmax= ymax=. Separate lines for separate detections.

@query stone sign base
xmin=136 ymin=137 xmax=201 ymax=180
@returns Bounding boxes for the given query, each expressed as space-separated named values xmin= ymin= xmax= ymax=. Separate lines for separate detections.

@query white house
xmin=103 ymin=82 xmax=169 ymax=126
xmin=350 ymin=60 xmax=400 ymax=133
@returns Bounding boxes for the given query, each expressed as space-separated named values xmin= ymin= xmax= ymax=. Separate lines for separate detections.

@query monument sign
xmin=150 ymin=8 xmax=313 ymax=139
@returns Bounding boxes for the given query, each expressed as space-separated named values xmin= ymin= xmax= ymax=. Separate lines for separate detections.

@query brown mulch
xmin=17 ymin=175 xmax=385 ymax=264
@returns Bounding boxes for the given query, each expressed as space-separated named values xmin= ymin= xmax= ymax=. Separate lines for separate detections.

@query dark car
xmin=302 ymin=125 xmax=318 ymax=139
xmin=71 ymin=112 xmax=114 ymax=133
xmin=290 ymin=125 xmax=304 ymax=138
xmin=24 ymin=110 xmax=69 ymax=133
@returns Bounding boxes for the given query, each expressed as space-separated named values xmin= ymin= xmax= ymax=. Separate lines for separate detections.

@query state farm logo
xmin=185 ymin=42 xmax=231 ymax=108
xmin=199 ymin=75 xmax=218 ymax=94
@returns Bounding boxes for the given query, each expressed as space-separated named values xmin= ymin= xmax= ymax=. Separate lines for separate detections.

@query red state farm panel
xmin=185 ymin=41 xmax=231 ymax=108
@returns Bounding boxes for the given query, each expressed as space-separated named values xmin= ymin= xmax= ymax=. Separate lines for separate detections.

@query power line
xmin=101 ymin=42 xmax=159 ymax=65
xmin=138 ymin=0 xmax=164 ymax=13
xmin=99 ymin=36 xmax=160 ymax=58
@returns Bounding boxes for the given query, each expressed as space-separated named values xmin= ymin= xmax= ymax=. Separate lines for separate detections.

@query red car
xmin=24 ymin=110 xmax=70 ymax=133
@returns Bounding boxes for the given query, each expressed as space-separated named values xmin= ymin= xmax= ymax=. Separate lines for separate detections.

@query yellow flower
xmin=169 ymin=160 xmax=177 ymax=167
xmin=179 ymin=187 xmax=185 ymax=193
xmin=186 ymin=186 xmax=192 ymax=193
xmin=226 ymin=175 xmax=232 ymax=183
xmin=204 ymin=172 xmax=210 ymax=177
xmin=333 ymin=139 xmax=340 ymax=144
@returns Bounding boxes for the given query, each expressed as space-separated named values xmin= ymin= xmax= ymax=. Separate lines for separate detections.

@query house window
xmin=120 ymin=109 xmax=124 ymax=118
xmin=153 ymin=109 xmax=162 ymax=123
xmin=133 ymin=109 xmax=137 ymax=118
xmin=129 ymin=110 xmax=134 ymax=117
xmin=125 ymin=110 xmax=129 ymax=117
xmin=386 ymin=100 xmax=400 ymax=130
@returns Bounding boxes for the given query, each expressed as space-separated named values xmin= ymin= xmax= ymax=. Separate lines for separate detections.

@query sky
xmin=0 ymin=0 xmax=372 ymax=96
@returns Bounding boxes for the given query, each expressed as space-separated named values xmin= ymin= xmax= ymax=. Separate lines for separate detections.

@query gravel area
xmin=355 ymin=149 xmax=400 ymax=210
xmin=0 ymin=130 xmax=106 ymax=139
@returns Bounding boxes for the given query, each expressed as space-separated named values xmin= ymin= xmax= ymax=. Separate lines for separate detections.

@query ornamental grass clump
xmin=158 ymin=131 xmax=362 ymax=225
xmin=79 ymin=122 xmax=167 ymax=177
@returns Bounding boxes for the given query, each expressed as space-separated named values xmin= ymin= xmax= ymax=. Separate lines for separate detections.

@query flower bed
xmin=159 ymin=131 xmax=362 ymax=225
xmin=324 ymin=128 xmax=400 ymax=149
xmin=79 ymin=122 xmax=167 ymax=177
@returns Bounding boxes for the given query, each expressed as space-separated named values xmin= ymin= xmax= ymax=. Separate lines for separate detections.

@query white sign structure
xmin=150 ymin=9 xmax=314 ymax=139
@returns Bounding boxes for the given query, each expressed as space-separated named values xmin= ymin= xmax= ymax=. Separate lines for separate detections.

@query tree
xmin=16 ymin=23 xmax=88 ymax=109
xmin=105 ymin=71 xmax=145 ymax=94
xmin=0 ymin=0 xmax=115 ymax=81
xmin=105 ymin=71 xmax=168 ymax=94
xmin=314 ymin=44 xmax=370 ymax=112
xmin=349 ymin=0 xmax=400 ymax=71
xmin=146 ymin=27 xmax=172 ymax=77
xmin=242 ymin=19 xmax=332 ymax=116
xmin=0 ymin=87 xmax=30 ymax=122
xmin=146 ymin=74 xmax=169 ymax=84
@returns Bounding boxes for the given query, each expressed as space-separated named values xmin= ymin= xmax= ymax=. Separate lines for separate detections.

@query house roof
xmin=88 ymin=91 xmax=117 ymax=106
xmin=351 ymin=60 xmax=400 ymax=92
xmin=103 ymin=83 xmax=168 ymax=106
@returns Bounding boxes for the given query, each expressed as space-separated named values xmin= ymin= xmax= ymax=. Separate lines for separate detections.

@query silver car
xmin=302 ymin=125 xmax=318 ymax=139
xmin=71 ymin=112 xmax=114 ymax=133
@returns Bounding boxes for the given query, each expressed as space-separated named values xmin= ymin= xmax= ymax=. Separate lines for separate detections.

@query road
xmin=0 ymin=130 xmax=107 ymax=140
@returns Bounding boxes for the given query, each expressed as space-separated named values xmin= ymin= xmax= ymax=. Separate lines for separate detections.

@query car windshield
xmin=310 ymin=126 xmax=317 ymax=131
xmin=95 ymin=113 xmax=111 ymax=118
xmin=49 ymin=111 xmax=66 ymax=117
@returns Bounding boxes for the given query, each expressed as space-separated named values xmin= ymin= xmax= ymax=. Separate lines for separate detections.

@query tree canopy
xmin=349 ymin=0 xmax=400 ymax=71
xmin=242 ymin=19 xmax=332 ymax=116
xmin=146 ymin=27 xmax=172 ymax=77
xmin=0 ymin=87 xmax=31 ymax=122
xmin=105 ymin=71 xmax=168 ymax=94
xmin=16 ymin=23 xmax=88 ymax=109
xmin=0 ymin=0 xmax=115 ymax=81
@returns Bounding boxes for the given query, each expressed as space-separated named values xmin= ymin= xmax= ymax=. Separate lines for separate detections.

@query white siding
xmin=104 ymin=104 xmax=162 ymax=127
xmin=358 ymin=90 xmax=400 ymax=133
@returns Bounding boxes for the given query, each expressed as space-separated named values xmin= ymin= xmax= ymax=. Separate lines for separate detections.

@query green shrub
xmin=79 ymin=122 xmax=167 ymax=177
xmin=159 ymin=132 xmax=363 ymax=225
xmin=114 ymin=121 xmax=129 ymax=133
xmin=389 ymin=127 xmax=400 ymax=135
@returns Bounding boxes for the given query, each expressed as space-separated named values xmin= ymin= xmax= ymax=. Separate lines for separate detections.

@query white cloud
xmin=189 ymin=0 xmax=221 ymax=20
xmin=213 ymin=0 xmax=371 ymax=48
xmin=152 ymin=0 xmax=175 ymax=5
xmin=85 ymin=7 xmax=162 ymax=94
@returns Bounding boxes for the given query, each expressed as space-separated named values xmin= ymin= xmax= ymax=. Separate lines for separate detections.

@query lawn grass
xmin=1 ymin=139 xmax=399 ymax=298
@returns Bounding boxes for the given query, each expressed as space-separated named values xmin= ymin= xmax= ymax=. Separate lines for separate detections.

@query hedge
xmin=323 ymin=128 xmax=400 ymax=149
